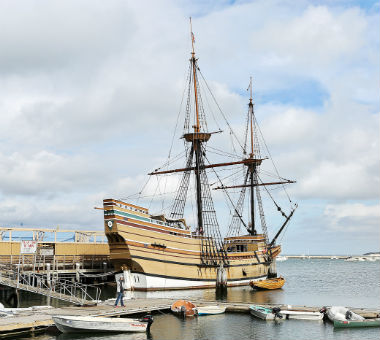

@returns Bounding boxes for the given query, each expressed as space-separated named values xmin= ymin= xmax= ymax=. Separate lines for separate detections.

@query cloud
xmin=0 ymin=0 xmax=378 ymax=254
xmin=0 ymin=150 xmax=109 ymax=196
xmin=324 ymin=203 xmax=380 ymax=233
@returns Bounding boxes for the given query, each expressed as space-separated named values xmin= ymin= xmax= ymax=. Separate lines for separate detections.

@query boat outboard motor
xmin=140 ymin=314 xmax=154 ymax=332
xmin=180 ymin=305 xmax=187 ymax=319
xmin=319 ymin=307 xmax=328 ymax=321
xmin=272 ymin=307 xmax=283 ymax=319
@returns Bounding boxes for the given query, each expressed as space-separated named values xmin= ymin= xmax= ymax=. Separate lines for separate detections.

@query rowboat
xmin=249 ymin=277 xmax=285 ymax=290
xmin=195 ymin=305 xmax=226 ymax=316
xmin=249 ymin=305 xmax=283 ymax=320
xmin=171 ymin=300 xmax=196 ymax=317
xmin=52 ymin=315 xmax=153 ymax=333
xmin=322 ymin=306 xmax=380 ymax=328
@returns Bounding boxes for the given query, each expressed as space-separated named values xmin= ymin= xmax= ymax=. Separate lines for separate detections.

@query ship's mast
xmin=248 ymin=77 xmax=256 ymax=235
xmin=190 ymin=17 xmax=204 ymax=235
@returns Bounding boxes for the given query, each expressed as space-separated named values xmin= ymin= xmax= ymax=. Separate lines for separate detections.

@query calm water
xmin=12 ymin=259 xmax=380 ymax=340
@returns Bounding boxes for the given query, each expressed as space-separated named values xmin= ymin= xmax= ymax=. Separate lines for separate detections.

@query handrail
xmin=0 ymin=268 xmax=101 ymax=305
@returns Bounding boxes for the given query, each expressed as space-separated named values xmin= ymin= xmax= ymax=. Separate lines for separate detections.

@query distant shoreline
xmin=280 ymin=254 xmax=380 ymax=259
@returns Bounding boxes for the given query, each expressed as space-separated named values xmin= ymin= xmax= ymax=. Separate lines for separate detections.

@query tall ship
xmin=103 ymin=23 xmax=297 ymax=290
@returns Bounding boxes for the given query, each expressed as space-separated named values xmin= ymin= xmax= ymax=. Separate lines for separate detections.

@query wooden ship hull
xmin=104 ymin=199 xmax=280 ymax=290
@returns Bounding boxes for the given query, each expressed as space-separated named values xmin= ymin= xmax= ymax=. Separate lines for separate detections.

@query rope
xmin=197 ymin=68 xmax=245 ymax=153
xmin=254 ymin=116 xmax=292 ymax=203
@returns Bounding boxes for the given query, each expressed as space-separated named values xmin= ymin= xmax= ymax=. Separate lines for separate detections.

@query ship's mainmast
xmin=189 ymin=17 xmax=206 ymax=235
xmin=248 ymin=77 xmax=257 ymax=235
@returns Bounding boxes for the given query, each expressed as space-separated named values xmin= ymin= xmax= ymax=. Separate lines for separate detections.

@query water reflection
xmin=57 ymin=332 xmax=150 ymax=340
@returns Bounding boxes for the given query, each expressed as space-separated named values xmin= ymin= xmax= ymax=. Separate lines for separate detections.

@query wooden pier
xmin=0 ymin=298 xmax=379 ymax=338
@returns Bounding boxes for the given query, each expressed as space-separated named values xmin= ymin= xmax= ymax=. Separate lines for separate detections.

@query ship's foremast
xmin=150 ymin=19 xmax=228 ymax=266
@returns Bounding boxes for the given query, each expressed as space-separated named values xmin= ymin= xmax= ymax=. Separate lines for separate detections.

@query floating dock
xmin=0 ymin=298 xmax=379 ymax=338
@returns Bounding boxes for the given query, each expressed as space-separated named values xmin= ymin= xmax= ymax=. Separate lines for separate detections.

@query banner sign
xmin=39 ymin=248 xmax=54 ymax=256
xmin=20 ymin=240 xmax=37 ymax=254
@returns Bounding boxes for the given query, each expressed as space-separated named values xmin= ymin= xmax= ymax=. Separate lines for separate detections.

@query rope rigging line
xmin=258 ymin=176 xmax=288 ymax=218
xmin=209 ymin=166 xmax=245 ymax=187
xmin=197 ymin=68 xmax=245 ymax=153
xmin=197 ymin=73 xmax=223 ymax=133
xmin=205 ymin=145 xmax=242 ymax=159
xmin=254 ymin=115 xmax=292 ymax=204
xmin=203 ymin=154 xmax=249 ymax=234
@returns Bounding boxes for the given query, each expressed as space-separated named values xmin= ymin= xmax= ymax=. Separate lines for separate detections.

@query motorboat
xmin=171 ymin=300 xmax=196 ymax=317
xmin=249 ymin=277 xmax=285 ymax=290
xmin=195 ymin=305 xmax=226 ymax=316
xmin=249 ymin=305 xmax=283 ymax=320
xmin=52 ymin=315 xmax=153 ymax=333
xmin=250 ymin=305 xmax=322 ymax=321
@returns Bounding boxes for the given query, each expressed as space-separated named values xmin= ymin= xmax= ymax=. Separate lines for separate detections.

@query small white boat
xmin=249 ymin=305 xmax=283 ymax=320
xmin=52 ymin=315 xmax=153 ymax=334
xmin=324 ymin=306 xmax=364 ymax=323
xmin=195 ymin=305 xmax=226 ymax=316
xmin=281 ymin=310 xmax=323 ymax=320
xmin=276 ymin=256 xmax=288 ymax=262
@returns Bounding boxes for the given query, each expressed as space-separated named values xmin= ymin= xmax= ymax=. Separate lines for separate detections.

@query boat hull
xmin=171 ymin=300 xmax=196 ymax=317
xmin=52 ymin=316 xmax=148 ymax=333
xmin=249 ymin=306 xmax=280 ymax=320
xmin=196 ymin=306 xmax=226 ymax=315
xmin=250 ymin=277 xmax=285 ymax=290
xmin=104 ymin=199 xmax=278 ymax=290
xmin=282 ymin=311 xmax=323 ymax=320
xmin=333 ymin=319 xmax=380 ymax=328
xmin=129 ymin=272 xmax=267 ymax=290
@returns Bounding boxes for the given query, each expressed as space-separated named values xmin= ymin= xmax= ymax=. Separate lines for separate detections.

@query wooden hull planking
xmin=104 ymin=199 xmax=277 ymax=290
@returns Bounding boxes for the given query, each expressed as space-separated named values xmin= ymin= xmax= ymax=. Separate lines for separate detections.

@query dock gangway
xmin=0 ymin=268 xmax=101 ymax=306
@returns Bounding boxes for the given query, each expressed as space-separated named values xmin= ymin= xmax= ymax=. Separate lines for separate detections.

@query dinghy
xmin=249 ymin=305 xmax=283 ymax=320
xmin=322 ymin=306 xmax=380 ymax=328
xmin=195 ymin=305 xmax=226 ymax=316
xmin=249 ymin=277 xmax=285 ymax=290
xmin=171 ymin=300 xmax=196 ymax=317
xmin=52 ymin=315 xmax=153 ymax=333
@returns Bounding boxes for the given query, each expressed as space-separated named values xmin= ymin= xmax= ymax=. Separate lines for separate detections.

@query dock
xmin=0 ymin=298 xmax=379 ymax=338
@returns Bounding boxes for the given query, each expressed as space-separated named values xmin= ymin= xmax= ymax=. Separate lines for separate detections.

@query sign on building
xmin=20 ymin=240 xmax=37 ymax=254
xmin=39 ymin=248 xmax=54 ymax=256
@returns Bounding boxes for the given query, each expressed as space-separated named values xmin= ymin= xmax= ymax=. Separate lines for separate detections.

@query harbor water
xmin=12 ymin=258 xmax=380 ymax=340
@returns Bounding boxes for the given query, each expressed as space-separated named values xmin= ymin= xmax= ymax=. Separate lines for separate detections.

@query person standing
xmin=114 ymin=276 xmax=125 ymax=307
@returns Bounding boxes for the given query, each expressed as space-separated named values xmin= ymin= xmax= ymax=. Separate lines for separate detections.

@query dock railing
xmin=0 ymin=268 xmax=101 ymax=305
xmin=0 ymin=254 xmax=110 ymax=273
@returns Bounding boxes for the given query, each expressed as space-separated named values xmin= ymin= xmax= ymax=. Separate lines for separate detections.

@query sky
xmin=0 ymin=0 xmax=378 ymax=255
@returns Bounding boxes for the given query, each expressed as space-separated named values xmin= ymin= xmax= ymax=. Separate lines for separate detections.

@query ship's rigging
xmin=132 ymin=20 xmax=297 ymax=266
